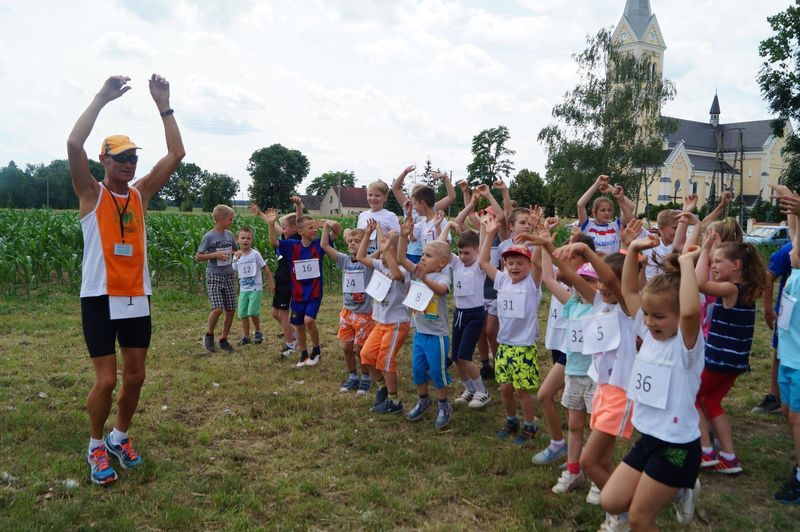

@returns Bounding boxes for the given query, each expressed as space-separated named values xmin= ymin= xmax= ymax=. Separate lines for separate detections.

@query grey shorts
xmin=561 ymin=375 xmax=596 ymax=412
xmin=206 ymin=273 xmax=236 ymax=310
xmin=484 ymin=298 xmax=498 ymax=317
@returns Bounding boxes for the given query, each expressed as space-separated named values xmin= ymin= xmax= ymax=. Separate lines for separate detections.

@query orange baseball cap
xmin=100 ymin=135 xmax=141 ymax=156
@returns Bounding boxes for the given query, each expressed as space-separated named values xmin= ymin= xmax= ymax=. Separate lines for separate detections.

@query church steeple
xmin=624 ymin=0 xmax=653 ymax=40
xmin=613 ymin=0 xmax=666 ymax=78
xmin=709 ymin=92 xmax=720 ymax=127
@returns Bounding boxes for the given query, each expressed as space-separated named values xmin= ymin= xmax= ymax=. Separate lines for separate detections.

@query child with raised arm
xmin=196 ymin=204 xmax=239 ymax=353
xmin=232 ymin=226 xmax=274 ymax=346
xmin=479 ymin=216 xmax=542 ymax=446
xmin=356 ymin=221 xmax=411 ymax=414
xmin=265 ymin=209 xmax=325 ymax=367
xmin=357 ymin=180 xmax=401 ymax=254
xmin=321 ymin=222 xmax=375 ymax=394
xmin=397 ymin=217 xmax=455 ymax=428
xmin=694 ymin=229 xmax=767 ymax=474
xmin=600 ymin=236 xmax=704 ymax=529
xmin=577 ymin=175 xmax=635 ymax=255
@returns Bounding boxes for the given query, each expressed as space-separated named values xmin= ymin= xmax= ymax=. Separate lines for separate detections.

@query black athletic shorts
xmin=622 ymin=433 xmax=701 ymax=489
xmin=272 ymin=285 xmax=291 ymax=310
xmin=551 ymin=349 xmax=567 ymax=366
xmin=81 ymin=295 xmax=152 ymax=357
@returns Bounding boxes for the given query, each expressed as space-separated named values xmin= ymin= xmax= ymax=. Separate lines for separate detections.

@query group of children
xmin=196 ymin=169 xmax=800 ymax=530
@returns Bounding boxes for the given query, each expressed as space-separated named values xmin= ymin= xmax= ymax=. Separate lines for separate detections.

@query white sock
xmin=795 ymin=466 xmax=800 ymax=482
xmin=549 ymin=439 xmax=566 ymax=452
xmin=110 ymin=428 xmax=128 ymax=445
xmin=719 ymin=451 xmax=736 ymax=461
xmin=702 ymin=446 xmax=714 ymax=455
xmin=474 ymin=377 xmax=487 ymax=394
xmin=464 ymin=380 xmax=476 ymax=393
xmin=89 ymin=437 xmax=104 ymax=454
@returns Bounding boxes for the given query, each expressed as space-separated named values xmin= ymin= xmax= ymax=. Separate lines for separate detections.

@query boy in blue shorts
xmin=398 ymin=217 xmax=454 ymax=429
xmin=232 ymin=226 xmax=274 ymax=346
xmin=265 ymin=208 xmax=325 ymax=367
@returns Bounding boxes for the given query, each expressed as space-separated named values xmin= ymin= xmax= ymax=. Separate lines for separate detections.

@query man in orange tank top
xmin=67 ymin=74 xmax=185 ymax=485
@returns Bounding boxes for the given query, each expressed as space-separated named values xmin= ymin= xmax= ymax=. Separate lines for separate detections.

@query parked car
xmin=744 ymin=225 xmax=790 ymax=247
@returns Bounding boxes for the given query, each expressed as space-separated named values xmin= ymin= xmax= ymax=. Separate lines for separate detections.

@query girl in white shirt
xmin=601 ymin=237 xmax=704 ymax=530
xmin=357 ymin=180 xmax=400 ymax=253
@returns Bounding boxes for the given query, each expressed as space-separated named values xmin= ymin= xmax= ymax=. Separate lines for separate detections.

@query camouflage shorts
xmin=495 ymin=343 xmax=540 ymax=391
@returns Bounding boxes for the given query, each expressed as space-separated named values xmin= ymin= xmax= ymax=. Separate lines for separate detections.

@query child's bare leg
xmin=500 ymin=383 xmax=516 ymax=416
xmin=251 ymin=316 xmax=261 ymax=332
xmin=627 ymin=474 xmax=680 ymax=531
xmin=342 ymin=340 xmax=357 ymax=372
xmin=698 ymin=407 xmax=713 ymax=449
xmin=416 ymin=382 xmax=429 ymax=397
xmin=517 ymin=389 xmax=537 ymax=423
xmin=436 ymin=386 xmax=448 ymax=400
xmin=485 ymin=314 xmax=499 ymax=354
xmin=709 ymin=413 xmax=735 ymax=455
xmin=477 ymin=329 xmax=489 ymax=362
xmin=241 ymin=318 xmax=250 ymax=339
xmin=454 ymin=360 xmax=470 ymax=381
xmin=788 ymin=410 xmax=800 ymax=466
xmin=567 ymin=409 xmax=586 ymax=466
xmin=537 ymin=364 xmax=565 ymax=441
xmin=206 ymin=308 xmax=223 ymax=335
xmin=581 ymin=430 xmax=617 ymax=488
xmin=295 ymin=323 xmax=307 ymax=352
xmin=384 ymin=371 xmax=398 ymax=394
xmin=305 ymin=316 xmax=320 ymax=347
xmin=600 ymin=462 xmax=640 ymax=515
xmin=221 ymin=310 xmax=235 ymax=340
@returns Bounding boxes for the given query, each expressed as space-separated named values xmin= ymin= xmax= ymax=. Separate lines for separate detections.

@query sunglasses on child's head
xmin=109 ymin=153 xmax=139 ymax=164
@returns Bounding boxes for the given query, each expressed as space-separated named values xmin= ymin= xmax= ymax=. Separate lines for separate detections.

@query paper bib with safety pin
xmin=109 ymin=295 xmax=150 ymax=320
xmin=567 ymin=316 xmax=589 ymax=353
xmin=294 ymin=258 xmax=320 ymax=280
xmin=343 ymin=270 xmax=365 ymax=293
xmin=582 ymin=311 xmax=621 ymax=354
xmin=403 ymin=280 xmax=434 ymax=312
xmin=628 ymin=356 xmax=672 ymax=410
xmin=365 ymin=270 xmax=392 ymax=302
xmin=778 ymin=291 xmax=796 ymax=331
xmin=497 ymin=290 xmax=525 ymax=319
xmin=237 ymin=260 xmax=258 ymax=278
xmin=453 ymin=271 xmax=475 ymax=297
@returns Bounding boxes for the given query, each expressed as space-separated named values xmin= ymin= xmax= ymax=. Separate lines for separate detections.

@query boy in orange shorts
xmin=321 ymin=222 xmax=376 ymax=394
xmin=356 ymin=220 xmax=411 ymax=414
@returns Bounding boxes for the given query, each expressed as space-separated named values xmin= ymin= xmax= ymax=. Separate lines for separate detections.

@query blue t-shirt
xmin=769 ymin=242 xmax=793 ymax=311
xmin=563 ymin=294 xmax=594 ymax=376
xmin=705 ymin=286 xmax=755 ymax=374
xmin=778 ymin=269 xmax=800 ymax=370
xmin=277 ymin=238 xmax=324 ymax=301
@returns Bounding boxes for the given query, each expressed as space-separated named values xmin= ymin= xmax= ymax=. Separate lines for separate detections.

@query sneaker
xmin=673 ymin=478 xmax=700 ymax=525
xmin=701 ymin=450 xmax=719 ymax=468
xmin=600 ymin=513 xmax=631 ymax=532
xmin=552 ymin=470 xmax=585 ymax=494
xmin=203 ymin=334 xmax=216 ymax=353
xmin=532 ymin=444 xmax=568 ymax=465
xmin=497 ymin=417 xmax=520 ymax=440
xmin=714 ymin=455 xmax=743 ymax=474
xmin=435 ymin=403 xmax=453 ymax=429
xmin=254 ymin=330 xmax=264 ymax=344
xmin=774 ymin=473 xmax=800 ymax=504
xmin=454 ymin=390 xmax=474 ymax=407
xmin=468 ymin=392 xmax=491 ymax=409
xmin=586 ymin=482 xmax=601 ymax=505
xmin=512 ymin=424 xmax=538 ymax=446
xmin=305 ymin=354 xmax=321 ymax=367
xmin=295 ymin=353 xmax=308 ymax=368
xmin=751 ymin=393 xmax=782 ymax=414
xmin=339 ymin=375 xmax=360 ymax=392
xmin=86 ymin=445 xmax=118 ymax=485
xmin=372 ymin=386 xmax=388 ymax=407
xmin=480 ymin=364 xmax=494 ymax=380
xmin=105 ymin=435 xmax=143 ymax=469
xmin=406 ymin=398 xmax=432 ymax=422
xmin=372 ymin=399 xmax=403 ymax=415
xmin=356 ymin=377 xmax=372 ymax=395
xmin=280 ymin=344 xmax=294 ymax=358
xmin=238 ymin=336 xmax=251 ymax=346
xmin=218 ymin=339 xmax=235 ymax=353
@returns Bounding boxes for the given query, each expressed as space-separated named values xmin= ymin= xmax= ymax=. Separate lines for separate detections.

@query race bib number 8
xmin=497 ymin=290 xmax=525 ymax=319
xmin=403 ymin=280 xmax=434 ymax=311
xmin=294 ymin=259 xmax=320 ymax=280
xmin=366 ymin=270 xmax=392 ymax=302
xmin=343 ymin=271 xmax=365 ymax=293
xmin=629 ymin=357 xmax=672 ymax=410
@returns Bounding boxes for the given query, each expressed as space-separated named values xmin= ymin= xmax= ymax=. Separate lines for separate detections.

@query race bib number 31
xmin=497 ymin=290 xmax=525 ymax=319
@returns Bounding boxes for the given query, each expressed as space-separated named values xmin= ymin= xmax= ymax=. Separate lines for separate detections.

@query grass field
xmin=1 ymin=286 xmax=800 ymax=531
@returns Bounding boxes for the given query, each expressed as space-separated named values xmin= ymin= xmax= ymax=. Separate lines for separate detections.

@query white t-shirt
xmin=628 ymin=309 xmax=705 ymax=444
xmin=233 ymin=249 xmax=266 ymax=292
xmin=450 ymin=255 xmax=486 ymax=310
xmin=357 ymin=209 xmax=400 ymax=242
xmin=413 ymin=216 xmax=451 ymax=248
xmin=585 ymin=293 xmax=637 ymax=389
xmin=493 ymin=270 xmax=541 ymax=347
xmin=544 ymin=277 xmax=570 ymax=352
xmin=579 ymin=218 xmax=622 ymax=255
xmin=643 ymin=238 xmax=673 ymax=281
xmin=370 ymin=258 xmax=410 ymax=325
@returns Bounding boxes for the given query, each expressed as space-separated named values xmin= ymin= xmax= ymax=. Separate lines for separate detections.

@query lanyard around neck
xmin=102 ymin=183 xmax=131 ymax=243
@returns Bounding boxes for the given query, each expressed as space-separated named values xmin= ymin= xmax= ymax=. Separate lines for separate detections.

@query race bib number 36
xmin=294 ymin=259 xmax=320 ymax=280
xmin=629 ymin=357 xmax=672 ymax=410
xmin=497 ymin=290 xmax=525 ymax=319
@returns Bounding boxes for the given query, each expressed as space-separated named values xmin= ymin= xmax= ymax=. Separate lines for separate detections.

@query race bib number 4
xmin=366 ymin=270 xmax=392 ymax=302
xmin=294 ymin=259 xmax=320 ymax=280
xmin=497 ymin=290 xmax=525 ymax=319
xmin=343 ymin=270 xmax=365 ymax=293
xmin=629 ymin=357 xmax=672 ymax=410
xmin=454 ymin=272 xmax=474 ymax=297
xmin=403 ymin=280 xmax=434 ymax=312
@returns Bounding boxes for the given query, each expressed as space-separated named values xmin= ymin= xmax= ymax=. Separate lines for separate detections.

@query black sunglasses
xmin=110 ymin=153 xmax=139 ymax=164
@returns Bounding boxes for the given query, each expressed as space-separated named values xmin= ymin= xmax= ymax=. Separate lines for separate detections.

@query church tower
xmin=611 ymin=0 xmax=666 ymax=79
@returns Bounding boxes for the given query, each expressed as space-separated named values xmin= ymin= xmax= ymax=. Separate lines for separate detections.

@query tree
xmin=539 ymin=28 xmax=677 ymax=216
xmin=200 ymin=172 xmax=240 ymax=212
xmin=29 ymin=160 xmax=78 ymax=209
xmin=0 ymin=161 xmax=32 ymax=208
xmin=466 ymin=126 xmax=515 ymax=187
xmin=509 ymin=169 xmax=552 ymax=213
xmin=420 ymin=158 xmax=437 ymax=187
xmin=758 ymin=3 xmax=800 ymax=191
xmin=305 ymin=171 xmax=355 ymax=197
xmin=162 ymin=162 xmax=204 ymax=211
xmin=248 ymin=144 xmax=310 ymax=212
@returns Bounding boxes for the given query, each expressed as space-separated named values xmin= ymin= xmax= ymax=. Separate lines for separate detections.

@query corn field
xmin=0 ymin=209 xmax=356 ymax=296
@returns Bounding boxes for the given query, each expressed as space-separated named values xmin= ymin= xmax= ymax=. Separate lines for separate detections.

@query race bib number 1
xmin=497 ymin=290 xmax=525 ymax=319
xmin=366 ymin=270 xmax=392 ymax=302
xmin=403 ymin=280 xmax=434 ymax=311
xmin=294 ymin=259 xmax=320 ymax=280
xmin=109 ymin=296 xmax=150 ymax=321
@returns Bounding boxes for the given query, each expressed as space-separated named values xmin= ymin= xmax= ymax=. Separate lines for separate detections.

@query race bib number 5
xmin=582 ymin=311 xmax=621 ymax=354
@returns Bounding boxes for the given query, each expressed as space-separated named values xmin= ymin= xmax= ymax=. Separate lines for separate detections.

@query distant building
xmin=320 ymin=186 xmax=371 ymax=216
xmin=612 ymin=0 xmax=792 ymax=208
xmin=298 ymin=194 xmax=322 ymax=217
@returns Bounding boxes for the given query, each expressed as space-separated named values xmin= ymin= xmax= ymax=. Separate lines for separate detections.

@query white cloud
xmin=432 ymin=43 xmax=507 ymax=75
xmin=94 ymin=32 xmax=157 ymax=60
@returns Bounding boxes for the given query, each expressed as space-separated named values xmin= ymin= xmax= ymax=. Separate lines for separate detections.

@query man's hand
xmin=148 ymin=74 xmax=171 ymax=108
xmin=97 ymin=75 xmax=132 ymax=104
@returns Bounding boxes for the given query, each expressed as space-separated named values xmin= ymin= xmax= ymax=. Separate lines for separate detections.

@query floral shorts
xmin=494 ymin=343 xmax=540 ymax=391
xmin=338 ymin=308 xmax=375 ymax=346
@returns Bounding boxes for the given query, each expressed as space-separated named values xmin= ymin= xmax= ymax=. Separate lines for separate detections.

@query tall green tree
xmin=509 ymin=169 xmax=552 ymax=213
xmin=758 ymin=2 xmax=800 ymax=190
xmin=305 ymin=170 xmax=355 ymax=197
xmin=0 ymin=161 xmax=32 ymax=208
xmin=466 ymin=126 xmax=515 ymax=187
xmin=162 ymin=162 xmax=204 ymax=211
xmin=539 ymin=28 xmax=676 ymax=216
xmin=200 ymin=172 xmax=240 ymax=212
xmin=248 ymin=144 xmax=310 ymax=212
xmin=29 ymin=160 xmax=77 ymax=209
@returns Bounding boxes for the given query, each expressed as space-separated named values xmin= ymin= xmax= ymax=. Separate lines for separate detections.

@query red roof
xmin=333 ymin=186 xmax=369 ymax=208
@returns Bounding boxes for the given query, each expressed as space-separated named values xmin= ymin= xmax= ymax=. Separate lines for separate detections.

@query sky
xmin=0 ymin=0 xmax=791 ymax=198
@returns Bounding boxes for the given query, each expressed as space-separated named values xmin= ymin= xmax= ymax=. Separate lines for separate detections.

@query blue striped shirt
xmin=705 ymin=286 xmax=755 ymax=374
